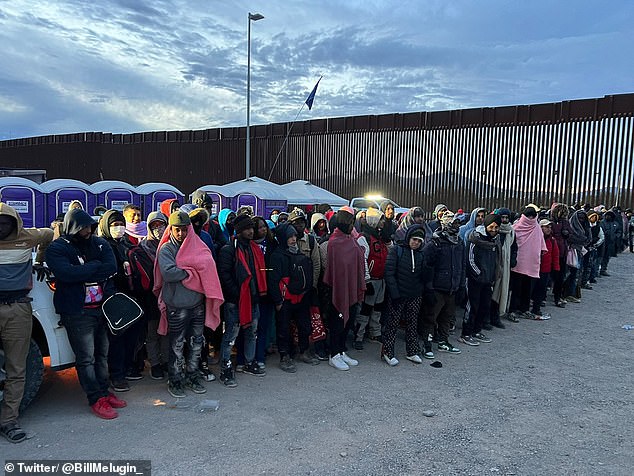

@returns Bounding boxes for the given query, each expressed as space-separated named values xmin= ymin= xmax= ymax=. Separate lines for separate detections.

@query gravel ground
xmin=3 ymin=253 xmax=633 ymax=476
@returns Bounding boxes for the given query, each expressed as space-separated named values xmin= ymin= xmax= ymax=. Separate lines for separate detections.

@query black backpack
xmin=287 ymin=251 xmax=313 ymax=296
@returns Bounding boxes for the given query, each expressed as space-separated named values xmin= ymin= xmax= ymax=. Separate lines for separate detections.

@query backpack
xmin=286 ymin=251 xmax=314 ymax=296
xmin=126 ymin=245 xmax=154 ymax=292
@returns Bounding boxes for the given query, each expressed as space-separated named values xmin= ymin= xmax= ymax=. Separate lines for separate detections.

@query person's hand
xmin=365 ymin=282 xmax=375 ymax=296
xmin=32 ymin=263 xmax=51 ymax=282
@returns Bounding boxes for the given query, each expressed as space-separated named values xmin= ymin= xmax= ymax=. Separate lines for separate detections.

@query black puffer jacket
xmin=422 ymin=231 xmax=466 ymax=293
xmin=384 ymin=225 xmax=429 ymax=300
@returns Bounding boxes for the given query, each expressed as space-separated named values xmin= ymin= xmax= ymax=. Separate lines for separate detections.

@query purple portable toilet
xmin=137 ymin=183 xmax=185 ymax=217
xmin=0 ymin=177 xmax=46 ymax=228
xmin=41 ymin=179 xmax=95 ymax=222
xmin=194 ymin=185 xmax=231 ymax=217
xmin=220 ymin=177 xmax=287 ymax=218
xmin=90 ymin=180 xmax=140 ymax=212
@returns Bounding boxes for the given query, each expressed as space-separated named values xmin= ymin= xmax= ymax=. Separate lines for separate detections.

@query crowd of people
xmin=1 ymin=192 xmax=633 ymax=441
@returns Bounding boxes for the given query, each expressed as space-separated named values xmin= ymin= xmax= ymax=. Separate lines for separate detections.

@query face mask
xmin=151 ymin=226 xmax=166 ymax=240
xmin=109 ymin=225 xmax=126 ymax=239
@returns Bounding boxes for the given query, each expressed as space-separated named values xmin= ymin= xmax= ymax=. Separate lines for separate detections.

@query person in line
xmin=563 ymin=209 xmax=591 ymax=302
xmin=458 ymin=207 xmax=486 ymax=244
xmin=154 ymin=211 xmax=224 ymax=398
xmin=550 ymin=203 xmax=573 ymax=308
xmin=420 ymin=211 xmax=465 ymax=358
xmin=580 ymin=210 xmax=604 ymax=289
xmin=490 ymin=208 xmax=517 ymax=327
xmin=217 ymin=214 xmax=267 ymax=387
xmin=354 ymin=207 xmax=387 ymax=350
xmin=123 ymin=204 xmax=145 ymax=245
xmin=460 ymin=214 xmax=500 ymax=346
xmin=381 ymin=225 xmax=427 ymax=366
xmin=323 ymin=207 xmax=366 ymax=371
xmin=0 ymin=204 xmax=53 ymax=439
xmin=428 ymin=204 xmax=448 ymax=233
xmin=46 ymin=209 xmax=125 ymax=420
xmin=529 ymin=219 xmax=558 ymax=320
xmin=268 ymin=223 xmax=317 ymax=372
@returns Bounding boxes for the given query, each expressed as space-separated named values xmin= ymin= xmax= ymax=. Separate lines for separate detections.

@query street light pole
xmin=246 ymin=12 xmax=264 ymax=179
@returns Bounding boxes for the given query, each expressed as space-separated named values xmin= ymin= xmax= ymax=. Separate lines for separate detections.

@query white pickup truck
xmin=0 ymin=276 xmax=74 ymax=410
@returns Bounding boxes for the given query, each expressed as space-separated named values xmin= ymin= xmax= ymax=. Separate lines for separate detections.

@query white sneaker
xmin=406 ymin=354 xmax=423 ymax=364
xmin=382 ymin=354 xmax=399 ymax=366
xmin=341 ymin=352 xmax=359 ymax=367
xmin=329 ymin=354 xmax=350 ymax=371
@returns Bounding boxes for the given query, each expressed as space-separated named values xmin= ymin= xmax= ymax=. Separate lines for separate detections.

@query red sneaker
xmin=106 ymin=393 xmax=127 ymax=409
xmin=91 ymin=397 xmax=118 ymax=419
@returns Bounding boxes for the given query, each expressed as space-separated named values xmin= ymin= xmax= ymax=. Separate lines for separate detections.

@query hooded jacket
xmin=218 ymin=208 xmax=235 ymax=244
xmin=384 ymin=225 xmax=428 ymax=300
xmin=466 ymin=226 xmax=499 ymax=284
xmin=159 ymin=198 xmax=179 ymax=217
xmin=267 ymin=223 xmax=300 ymax=305
xmin=99 ymin=209 xmax=135 ymax=294
xmin=310 ymin=212 xmax=329 ymax=243
xmin=428 ymin=203 xmax=448 ymax=233
xmin=45 ymin=209 xmax=117 ymax=315
xmin=0 ymin=203 xmax=54 ymax=301
xmin=458 ymin=207 xmax=486 ymax=244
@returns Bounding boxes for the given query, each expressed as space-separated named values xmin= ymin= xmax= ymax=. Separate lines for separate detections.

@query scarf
xmin=323 ymin=228 xmax=366 ymax=324
xmin=236 ymin=240 xmax=268 ymax=327
xmin=126 ymin=221 xmax=147 ymax=239
xmin=153 ymin=225 xmax=224 ymax=335
xmin=492 ymin=223 xmax=515 ymax=314
xmin=511 ymin=214 xmax=547 ymax=278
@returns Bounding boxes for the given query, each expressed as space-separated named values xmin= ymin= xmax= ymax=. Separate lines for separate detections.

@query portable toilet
xmin=90 ymin=180 xmax=140 ymax=211
xmin=41 ymin=179 xmax=95 ymax=222
xmin=220 ymin=177 xmax=287 ymax=218
xmin=0 ymin=177 xmax=46 ymax=228
xmin=193 ymin=185 xmax=231 ymax=218
xmin=137 ymin=182 xmax=185 ymax=217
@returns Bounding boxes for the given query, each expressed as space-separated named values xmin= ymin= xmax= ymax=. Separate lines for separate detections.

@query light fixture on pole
xmin=246 ymin=12 xmax=264 ymax=179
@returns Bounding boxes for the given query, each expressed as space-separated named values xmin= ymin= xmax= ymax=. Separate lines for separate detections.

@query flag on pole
xmin=305 ymin=76 xmax=322 ymax=110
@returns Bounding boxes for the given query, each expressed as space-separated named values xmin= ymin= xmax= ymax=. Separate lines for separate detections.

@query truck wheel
xmin=0 ymin=339 xmax=45 ymax=412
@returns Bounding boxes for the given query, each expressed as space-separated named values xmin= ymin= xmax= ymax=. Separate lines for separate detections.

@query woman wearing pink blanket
xmin=508 ymin=206 xmax=547 ymax=321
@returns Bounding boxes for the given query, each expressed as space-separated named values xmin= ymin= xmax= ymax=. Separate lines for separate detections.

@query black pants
xmin=107 ymin=316 xmax=143 ymax=381
xmin=276 ymin=298 xmax=311 ymax=357
xmin=509 ymin=272 xmax=535 ymax=313
xmin=420 ymin=291 xmax=455 ymax=345
xmin=552 ymin=257 xmax=567 ymax=303
xmin=327 ymin=301 xmax=359 ymax=357
xmin=462 ymin=279 xmax=492 ymax=337
xmin=531 ymin=272 xmax=550 ymax=314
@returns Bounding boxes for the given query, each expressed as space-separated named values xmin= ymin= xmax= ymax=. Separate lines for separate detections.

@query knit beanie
xmin=233 ymin=214 xmax=254 ymax=233
xmin=169 ymin=211 xmax=191 ymax=227
xmin=483 ymin=214 xmax=501 ymax=227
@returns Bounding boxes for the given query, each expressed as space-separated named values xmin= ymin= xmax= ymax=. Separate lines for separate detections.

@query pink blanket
xmin=511 ymin=214 xmax=547 ymax=278
xmin=153 ymin=225 xmax=224 ymax=335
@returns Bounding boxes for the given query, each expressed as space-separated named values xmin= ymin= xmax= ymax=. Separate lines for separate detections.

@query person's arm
xmin=32 ymin=228 xmax=54 ymax=263
xmin=357 ymin=236 xmax=371 ymax=282
xmin=217 ymin=244 xmax=239 ymax=302
xmin=157 ymin=244 xmax=188 ymax=283
xmin=383 ymin=247 xmax=400 ymax=300
xmin=45 ymin=241 xmax=103 ymax=283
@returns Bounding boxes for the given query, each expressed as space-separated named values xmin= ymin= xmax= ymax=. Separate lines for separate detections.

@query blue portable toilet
xmin=41 ymin=179 xmax=95 ymax=222
xmin=90 ymin=180 xmax=140 ymax=211
xmin=0 ymin=177 xmax=46 ymax=228
xmin=137 ymin=182 xmax=185 ymax=217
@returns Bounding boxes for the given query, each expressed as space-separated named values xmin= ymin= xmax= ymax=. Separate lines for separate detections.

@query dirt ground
xmin=3 ymin=254 xmax=633 ymax=476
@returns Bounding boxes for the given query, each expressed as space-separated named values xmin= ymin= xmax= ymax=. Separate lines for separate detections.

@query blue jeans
xmin=220 ymin=302 xmax=258 ymax=364
xmin=167 ymin=304 xmax=205 ymax=383
xmin=61 ymin=309 xmax=110 ymax=406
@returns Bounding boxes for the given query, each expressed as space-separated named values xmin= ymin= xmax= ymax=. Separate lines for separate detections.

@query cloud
xmin=0 ymin=0 xmax=632 ymax=139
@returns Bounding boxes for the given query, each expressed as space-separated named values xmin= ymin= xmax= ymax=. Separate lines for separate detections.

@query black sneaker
xmin=150 ymin=365 xmax=165 ymax=380
xmin=243 ymin=361 xmax=266 ymax=376
xmin=315 ymin=350 xmax=329 ymax=361
xmin=185 ymin=375 xmax=207 ymax=394
xmin=482 ymin=323 xmax=493 ymax=331
xmin=458 ymin=335 xmax=480 ymax=346
xmin=125 ymin=369 xmax=143 ymax=381
xmin=437 ymin=341 xmax=461 ymax=354
xmin=279 ymin=355 xmax=297 ymax=373
xmin=491 ymin=320 xmax=506 ymax=329
xmin=168 ymin=380 xmax=186 ymax=398
xmin=219 ymin=364 xmax=237 ymax=388
xmin=199 ymin=362 xmax=216 ymax=382
xmin=353 ymin=340 xmax=364 ymax=350
xmin=111 ymin=379 xmax=130 ymax=392
xmin=472 ymin=332 xmax=492 ymax=343
xmin=589 ymin=278 xmax=597 ymax=284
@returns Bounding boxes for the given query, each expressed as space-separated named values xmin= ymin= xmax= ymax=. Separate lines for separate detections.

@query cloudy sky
xmin=1 ymin=0 xmax=632 ymax=140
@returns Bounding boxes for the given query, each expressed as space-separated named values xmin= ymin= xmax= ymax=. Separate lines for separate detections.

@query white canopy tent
xmin=279 ymin=180 xmax=348 ymax=206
